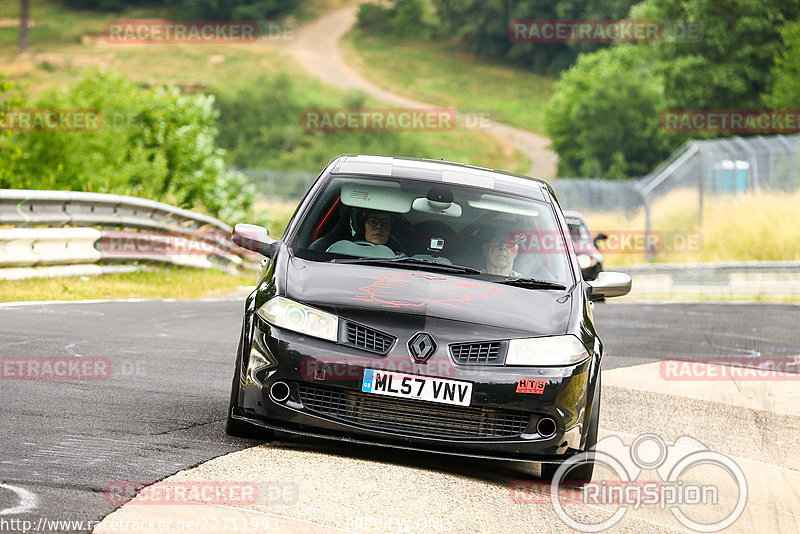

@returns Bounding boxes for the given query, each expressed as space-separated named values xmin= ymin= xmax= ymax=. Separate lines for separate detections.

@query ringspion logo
xmin=512 ymin=434 xmax=747 ymax=532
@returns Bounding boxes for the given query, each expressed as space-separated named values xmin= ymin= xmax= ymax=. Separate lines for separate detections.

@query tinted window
xmin=291 ymin=175 xmax=574 ymax=285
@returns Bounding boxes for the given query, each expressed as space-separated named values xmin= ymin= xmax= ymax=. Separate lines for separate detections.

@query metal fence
xmin=232 ymin=168 xmax=317 ymax=200
xmin=548 ymin=134 xmax=800 ymax=258
xmin=236 ymin=134 xmax=799 ymax=207
xmin=552 ymin=134 xmax=799 ymax=212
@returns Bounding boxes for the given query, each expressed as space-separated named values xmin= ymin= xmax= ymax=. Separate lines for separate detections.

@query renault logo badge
xmin=408 ymin=332 xmax=436 ymax=363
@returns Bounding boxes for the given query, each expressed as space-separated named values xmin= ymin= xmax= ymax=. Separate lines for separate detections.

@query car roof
xmin=563 ymin=210 xmax=588 ymax=222
xmin=329 ymin=154 xmax=553 ymax=202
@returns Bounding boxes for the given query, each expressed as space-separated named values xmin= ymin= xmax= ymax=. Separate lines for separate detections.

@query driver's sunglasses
xmin=366 ymin=216 xmax=392 ymax=230
xmin=488 ymin=239 xmax=516 ymax=250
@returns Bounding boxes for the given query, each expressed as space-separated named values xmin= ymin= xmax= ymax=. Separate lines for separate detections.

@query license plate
xmin=361 ymin=369 xmax=472 ymax=406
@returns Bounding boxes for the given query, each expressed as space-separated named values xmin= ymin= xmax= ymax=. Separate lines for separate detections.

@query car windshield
xmin=291 ymin=175 xmax=574 ymax=286
xmin=567 ymin=219 xmax=593 ymax=251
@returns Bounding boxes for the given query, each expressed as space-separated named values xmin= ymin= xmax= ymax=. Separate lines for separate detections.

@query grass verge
xmin=581 ymin=190 xmax=800 ymax=266
xmin=1 ymin=1 xmax=526 ymax=174
xmin=0 ymin=266 xmax=256 ymax=302
xmin=341 ymin=30 xmax=557 ymax=134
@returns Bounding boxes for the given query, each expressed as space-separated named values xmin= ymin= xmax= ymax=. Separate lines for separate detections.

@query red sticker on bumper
xmin=516 ymin=378 xmax=546 ymax=394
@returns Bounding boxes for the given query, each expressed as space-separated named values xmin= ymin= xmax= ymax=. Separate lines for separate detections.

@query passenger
xmin=357 ymin=210 xmax=393 ymax=246
xmin=479 ymin=225 xmax=521 ymax=276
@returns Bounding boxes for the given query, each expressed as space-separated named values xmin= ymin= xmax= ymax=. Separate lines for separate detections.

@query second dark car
xmin=563 ymin=210 xmax=608 ymax=281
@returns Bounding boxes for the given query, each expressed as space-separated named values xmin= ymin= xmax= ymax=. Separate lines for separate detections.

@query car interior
xmin=296 ymin=177 xmax=572 ymax=283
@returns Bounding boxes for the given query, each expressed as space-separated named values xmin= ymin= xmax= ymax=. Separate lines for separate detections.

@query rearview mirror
xmin=587 ymin=271 xmax=631 ymax=300
xmin=232 ymin=224 xmax=278 ymax=257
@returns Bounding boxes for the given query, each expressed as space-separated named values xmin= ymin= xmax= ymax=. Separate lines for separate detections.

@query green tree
xmin=432 ymin=0 xmax=638 ymax=75
xmin=764 ymin=18 xmax=800 ymax=108
xmin=545 ymin=45 xmax=670 ymax=178
xmin=180 ymin=0 xmax=298 ymax=20
xmin=635 ymin=0 xmax=800 ymax=110
xmin=545 ymin=0 xmax=800 ymax=178
xmin=356 ymin=0 xmax=434 ymax=39
xmin=6 ymin=69 xmax=256 ymax=223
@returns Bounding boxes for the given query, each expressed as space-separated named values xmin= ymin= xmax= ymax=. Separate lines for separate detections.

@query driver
xmin=346 ymin=209 xmax=406 ymax=256
xmin=479 ymin=225 xmax=521 ymax=276
xmin=360 ymin=210 xmax=392 ymax=246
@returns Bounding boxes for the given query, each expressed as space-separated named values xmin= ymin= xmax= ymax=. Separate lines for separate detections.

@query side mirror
xmin=593 ymin=233 xmax=608 ymax=247
xmin=587 ymin=271 xmax=631 ymax=300
xmin=232 ymin=224 xmax=278 ymax=257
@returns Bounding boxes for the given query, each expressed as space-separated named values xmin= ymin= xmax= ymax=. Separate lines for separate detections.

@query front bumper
xmin=231 ymin=318 xmax=600 ymax=462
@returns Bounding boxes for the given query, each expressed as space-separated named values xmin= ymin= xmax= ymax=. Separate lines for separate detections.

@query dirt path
xmin=289 ymin=6 xmax=558 ymax=179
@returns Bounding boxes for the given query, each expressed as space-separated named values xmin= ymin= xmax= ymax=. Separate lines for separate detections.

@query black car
xmin=227 ymin=155 xmax=631 ymax=481
xmin=563 ymin=210 xmax=607 ymax=281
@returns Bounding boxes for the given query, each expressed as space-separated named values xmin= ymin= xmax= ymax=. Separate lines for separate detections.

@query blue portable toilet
xmin=712 ymin=160 xmax=749 ymax=193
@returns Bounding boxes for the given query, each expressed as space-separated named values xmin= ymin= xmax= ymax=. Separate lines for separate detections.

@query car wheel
xmin=225 ymin=352 xmax=275 ymax=441
xmin=540 ymin=373 xmax=600 ymax=484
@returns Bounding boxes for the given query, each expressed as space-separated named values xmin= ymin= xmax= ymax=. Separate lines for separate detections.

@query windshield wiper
xmin=494 ymin=277 xmax=567 ymax=290
xmin=332 ymin=256 xmax=482 ymax=274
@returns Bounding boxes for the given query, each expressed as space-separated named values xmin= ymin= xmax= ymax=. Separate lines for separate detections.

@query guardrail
xmin=615 ymin=261 xmax=800 ymax=299
xmin=0 ymin=189 xmax=262 ymax=280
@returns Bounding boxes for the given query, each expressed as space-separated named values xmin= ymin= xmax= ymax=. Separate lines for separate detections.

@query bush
xmin=545 ymin=46 xmax=671 ymax=179
xmin=0 ymin=76 xmax=24 ymax=185
xmin=61 ymin=0 xmax=160 ymax=11
xmin=180 ymin=0 xmax=299 ymax=20
xmin=356 ymin=4 xmax=390 ymax=32
xmin=4 ymin=69 xmax=259 ymax=225
xmin=764 ymin=18 xmax=800 ymax=108
xmin=355 ymin=0 xmax=433 ymax=39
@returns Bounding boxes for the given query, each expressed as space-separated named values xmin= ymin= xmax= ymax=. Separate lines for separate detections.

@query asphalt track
xmin=1 ymin=299 xmax=799 ymax=533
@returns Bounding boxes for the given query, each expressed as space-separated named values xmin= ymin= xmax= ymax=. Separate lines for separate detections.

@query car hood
xmin=284 ymin=257 xmax=572 ymax=335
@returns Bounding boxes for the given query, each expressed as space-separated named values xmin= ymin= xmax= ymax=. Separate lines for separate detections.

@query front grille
xmin=297 ymin=382 xmax=529 ymax=439
xmin=342 ymin=321 xmax=395 ymax=354
xmin=450 ymin=342 xmax=502 ymax=364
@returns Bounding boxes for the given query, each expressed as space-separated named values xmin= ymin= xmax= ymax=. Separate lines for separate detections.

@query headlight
xmin=577 ymin=254 xmax=596 ymax=269
xmin=256 ymin=296 xmax=338 ymax=342
xmin=505 ymin=335 xmax=590 ymax=366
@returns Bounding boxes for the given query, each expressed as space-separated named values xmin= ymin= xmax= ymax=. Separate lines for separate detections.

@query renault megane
xmin=226 ymin=155 xmax=631 ymax=481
